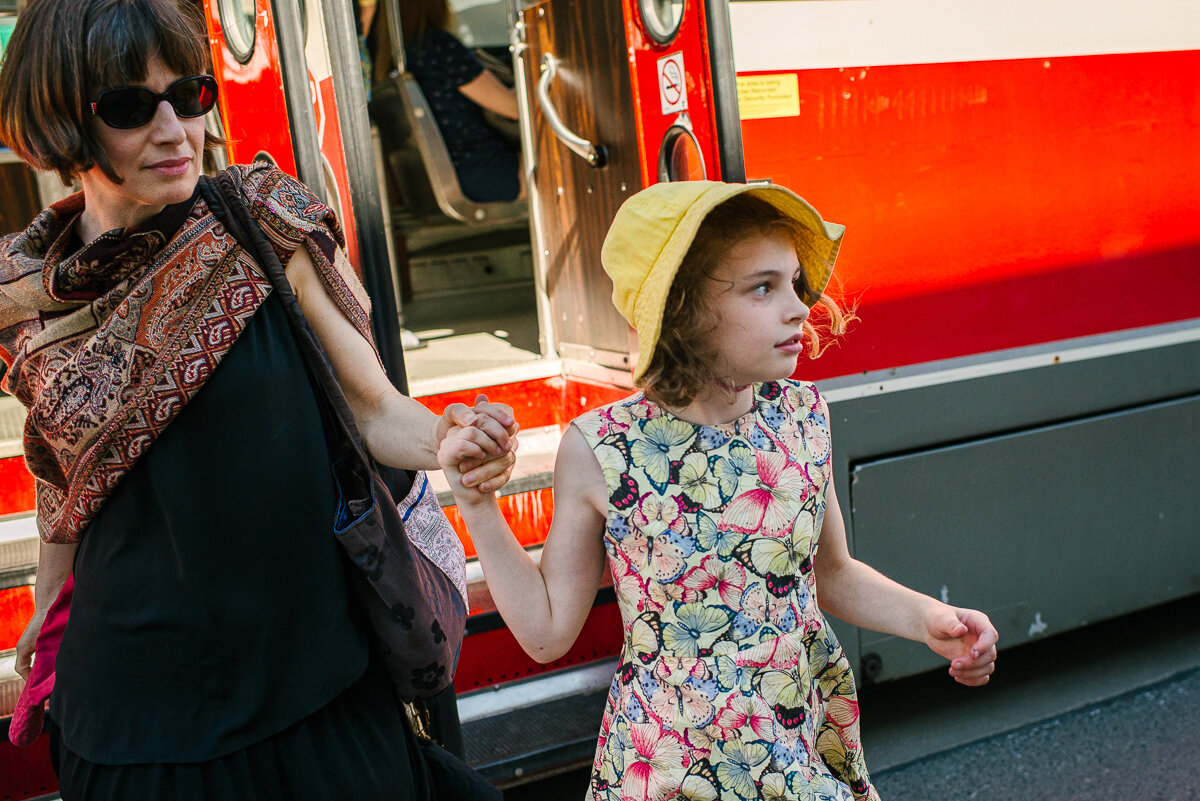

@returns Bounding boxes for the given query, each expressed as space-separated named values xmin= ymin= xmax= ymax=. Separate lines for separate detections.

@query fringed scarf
xmin=0 ymin=163 xmax=375 ymax=544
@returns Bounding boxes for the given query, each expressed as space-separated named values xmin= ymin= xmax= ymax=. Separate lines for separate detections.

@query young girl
xmin=440 ymin=181 xmax=999 ymax=801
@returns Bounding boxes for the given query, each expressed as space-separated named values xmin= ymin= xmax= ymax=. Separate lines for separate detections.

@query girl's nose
xmin=787 ymin=289 xmax=811 ymax=324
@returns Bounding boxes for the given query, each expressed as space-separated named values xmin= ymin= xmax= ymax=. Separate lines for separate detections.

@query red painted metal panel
xmin=455 ymin=602 xmax=623 ymax=692
xmin=0 ymin=733 xmax=57 ymax=801
xmin=416 ymin=376 xmax=632 ymax=432
xmin=0 ymin=585 xmax=34 ymax=651
xmin=619 ymin=0 xmax=724 ymax=183
xmin=738 ymin=50 xmax=1200 ymax=380
xmin=0 ymin=456 xmax=34 ymax=517
xmin=201 ymin=0 xmax=298 ymax=174
xmin=445 ymin=488 xmax=555 ymax=562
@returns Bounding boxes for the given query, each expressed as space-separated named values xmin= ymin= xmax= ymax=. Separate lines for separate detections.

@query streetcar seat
xmin=389 ymin=72 xmax=526 ymax=227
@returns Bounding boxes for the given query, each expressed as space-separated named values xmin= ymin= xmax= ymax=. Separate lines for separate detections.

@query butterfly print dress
xmin=575 ymin=381 xmax=879 ymax=801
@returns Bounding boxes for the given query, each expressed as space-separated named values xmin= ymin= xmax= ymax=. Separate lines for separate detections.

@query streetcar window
xmin=0 ymin=11 xmax=14 ymax=59
xmin=658 ymin=122 xmax=706 ymax=182
xmin=218 ymin=0 xmax=256 ymax=63
xmin=450 ymin=0 xmax=509 ymax=49
xmin=638 ymin=0 xmax=684 ymax=45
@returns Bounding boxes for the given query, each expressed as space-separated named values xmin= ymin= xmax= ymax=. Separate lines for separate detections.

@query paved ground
xmin=875 ymin=667 xmax=1200 ymax=801
xmin=504 ymin=593 xmax=1200 ymax=800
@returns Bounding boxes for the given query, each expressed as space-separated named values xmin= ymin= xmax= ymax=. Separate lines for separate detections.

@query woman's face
xmin=78 ymin=56 xmax=206 ymax=233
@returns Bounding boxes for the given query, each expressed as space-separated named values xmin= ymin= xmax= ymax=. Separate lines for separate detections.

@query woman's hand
xmin=924 ymin=605 xmax=999 ymax=686
xmin=14 ymin=606 xmax=49 ymax=682
xmin=436 ymin=394 xmax=519 ymax=493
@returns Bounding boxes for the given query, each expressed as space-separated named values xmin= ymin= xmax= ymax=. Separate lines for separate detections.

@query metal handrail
xmin=536 ymin=54 xmax=607 ymax=168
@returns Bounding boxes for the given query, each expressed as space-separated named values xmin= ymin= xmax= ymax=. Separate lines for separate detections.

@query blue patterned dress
xmin=574 ymin=381 xmax=879 ymax=801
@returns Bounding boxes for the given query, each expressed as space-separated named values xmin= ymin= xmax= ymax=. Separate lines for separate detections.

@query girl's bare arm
xmin=813 ymin=480 xmax=997 ymax=685
xmin=440 ymin=424 xmax=609 ymax=662
xmin=811 ymin=400 xmax=998 ymax=685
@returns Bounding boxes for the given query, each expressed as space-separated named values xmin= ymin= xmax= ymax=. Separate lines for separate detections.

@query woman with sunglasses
xmin=0 ymin=0 xmax=514 ymax=798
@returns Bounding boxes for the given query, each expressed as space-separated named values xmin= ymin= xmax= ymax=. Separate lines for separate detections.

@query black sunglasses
xmin=89 ymin=75 xmax=218 ymax=129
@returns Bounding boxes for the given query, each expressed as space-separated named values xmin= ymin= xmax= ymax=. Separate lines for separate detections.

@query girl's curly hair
xmin=638 ymin=194 xmax=855 ymax=408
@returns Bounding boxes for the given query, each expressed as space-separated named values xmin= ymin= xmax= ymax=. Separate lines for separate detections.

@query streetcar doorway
xmin=371 ymin=0 xmax=544 ymax=392
xmin=369 ymin=0 xmax=641 ymax=394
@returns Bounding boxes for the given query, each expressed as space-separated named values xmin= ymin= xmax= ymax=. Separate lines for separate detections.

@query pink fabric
xmin=9 ymin=575 xmax=73 ymax=747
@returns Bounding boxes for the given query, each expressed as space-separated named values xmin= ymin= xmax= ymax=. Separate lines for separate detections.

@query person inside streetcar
xmin=0 ymin=0 xmax=515 ymax=798
xmin=439 ymin=180 xmax=1000 ymax=800
xmin=399 ymin=0 xmax=522 ymax=203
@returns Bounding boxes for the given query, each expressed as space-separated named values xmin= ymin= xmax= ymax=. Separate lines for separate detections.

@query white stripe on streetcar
xmin=730 ymin=0 xmax=1200 ymax=72
xmin=820 ymin=319 xmax=1200 ymax=403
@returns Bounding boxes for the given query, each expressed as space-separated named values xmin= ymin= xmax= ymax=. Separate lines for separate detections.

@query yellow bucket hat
xmin=600 ymin=180 xmax=845 ymax=382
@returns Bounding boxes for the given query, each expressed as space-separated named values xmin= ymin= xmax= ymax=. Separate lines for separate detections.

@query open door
xmin=515 ymin=0 xmax=740 ymax=377
xmin=516 ymin=0 xmax=642 ymax=374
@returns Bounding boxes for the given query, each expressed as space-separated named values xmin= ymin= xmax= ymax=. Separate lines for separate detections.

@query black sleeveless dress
xmin=47 ymin=291 xmax=433 ymax=801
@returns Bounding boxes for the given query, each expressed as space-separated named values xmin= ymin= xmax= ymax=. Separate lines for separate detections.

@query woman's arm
xmin=459 ymin=69 xmax=519 ymax=120
xmin=813 ymin=479 xmax=998 ymax=686
xmin=440 ymin=424 xmax=609 ymax=662
xmin=286 ymin=246 xmax=516 ymax=488
xmin=14 ymin=540 xmax=76 ymax=680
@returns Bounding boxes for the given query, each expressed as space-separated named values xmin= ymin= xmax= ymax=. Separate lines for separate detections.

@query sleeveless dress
xmin=574 ymin=380 xmax=879 ymax=801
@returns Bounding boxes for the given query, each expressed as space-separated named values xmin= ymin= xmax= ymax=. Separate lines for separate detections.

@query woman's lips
xmin=147 ymin=157 xmax=192 ymax=175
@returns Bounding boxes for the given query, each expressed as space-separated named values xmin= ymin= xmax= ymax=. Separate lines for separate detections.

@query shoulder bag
xmin=198 ymin=173 xmax=466 ymax=702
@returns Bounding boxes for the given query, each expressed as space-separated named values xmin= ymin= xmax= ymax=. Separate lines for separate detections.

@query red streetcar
xmin=2 ymin=0 xmax=1198 ymax=795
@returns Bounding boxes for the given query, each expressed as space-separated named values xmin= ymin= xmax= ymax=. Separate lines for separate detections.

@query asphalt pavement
xmin=875 ymin=667 xmax=1200 ymax=800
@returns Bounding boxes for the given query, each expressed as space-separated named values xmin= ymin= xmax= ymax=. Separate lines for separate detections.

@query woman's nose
xmin=150 ymin=100 xmax=187 ymax=141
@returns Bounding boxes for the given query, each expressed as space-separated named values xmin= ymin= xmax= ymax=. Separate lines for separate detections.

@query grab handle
xmin=536 ymin=54 xmax=608 ymax=168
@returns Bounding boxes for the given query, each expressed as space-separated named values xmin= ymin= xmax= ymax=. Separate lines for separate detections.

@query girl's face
xmin=701 ymin=230 xmax=811 ymax=387
xmin=79 ymin=56 xmax=206 ymax=233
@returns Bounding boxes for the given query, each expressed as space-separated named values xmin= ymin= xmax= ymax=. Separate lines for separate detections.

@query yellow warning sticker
xmin=737 ymin=74 xmax=800 ymax=120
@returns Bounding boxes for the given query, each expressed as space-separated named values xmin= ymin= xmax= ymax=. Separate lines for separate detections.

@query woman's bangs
xmin=85 ymin=0 xmax=208 ymax=92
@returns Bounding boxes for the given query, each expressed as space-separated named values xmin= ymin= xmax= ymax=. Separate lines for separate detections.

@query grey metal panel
xmin=704 ymin=0 xmax=746 ymax=182
xmin=269 ymin=0 xmax=325 ymax=200
xmin=845 ymin=394 xmax=1200 ymax=682
xmin=815 ymin=324 xmax=1200 ymax=681
xmin=319 ymin=0 xmax=409 ymax=390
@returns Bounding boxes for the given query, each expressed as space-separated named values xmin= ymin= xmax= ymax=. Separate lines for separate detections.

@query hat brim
xmin=631 ymin=183 xmax=844 ymax=382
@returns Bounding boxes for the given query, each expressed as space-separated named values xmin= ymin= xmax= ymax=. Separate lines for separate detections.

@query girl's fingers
xmin=473 ymin=394 xmax=516 ymax=431
xmin=951 ymin=644 xmax=997 ymax=671
xmin=462 ymin=451 xmax=516 ymax=489
xmin=951 ymin=661 xmax=995 ymax=685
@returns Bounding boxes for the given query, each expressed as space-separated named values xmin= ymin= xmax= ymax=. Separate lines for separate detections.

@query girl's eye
xmin=752 ymin=282 xmax=772 ymax=296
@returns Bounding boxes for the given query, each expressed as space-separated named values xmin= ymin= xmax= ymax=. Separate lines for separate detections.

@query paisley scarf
xmin=0 ymin=163 xmax=375 ymax=543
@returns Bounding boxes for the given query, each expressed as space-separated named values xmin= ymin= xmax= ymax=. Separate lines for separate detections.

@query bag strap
xmin=198 ymin=173 xmax=373 ymax=467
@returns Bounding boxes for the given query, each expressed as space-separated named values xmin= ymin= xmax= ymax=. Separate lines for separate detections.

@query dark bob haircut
xmin=0 ymin=0 xmax=222 ymax=185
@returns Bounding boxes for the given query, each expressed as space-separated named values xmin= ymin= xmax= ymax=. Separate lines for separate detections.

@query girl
xmin=440 ymin=181 xmax=999 ymax=800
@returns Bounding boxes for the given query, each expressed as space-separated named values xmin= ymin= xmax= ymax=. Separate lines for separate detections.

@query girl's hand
xmin=436 ymin=394 xmax=519 ymax=492
xmin=923 ymin=605 xmax=999 ymax=686
xmin=438 ymin=424 xmax=504 ymax=504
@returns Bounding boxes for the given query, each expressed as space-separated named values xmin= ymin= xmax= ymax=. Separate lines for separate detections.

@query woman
xmin=399 ymin=0 xmax=522 ymax=203
xmin=0 ymin=0 xmax=515 ymax=798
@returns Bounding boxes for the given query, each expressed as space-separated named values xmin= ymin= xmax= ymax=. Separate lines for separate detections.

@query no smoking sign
xmin=657 ymin=52 xmax=687 ymax=115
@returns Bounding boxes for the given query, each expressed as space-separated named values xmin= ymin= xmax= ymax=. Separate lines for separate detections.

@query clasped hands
xmin=436 ymin=393 xmax=519 ymax=495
